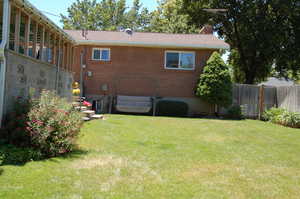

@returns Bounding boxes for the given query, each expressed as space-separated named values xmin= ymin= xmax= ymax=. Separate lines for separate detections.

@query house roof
xmin=258 ymin=77 xmax=295 ymax=87
xmin=64 ymin=30 xmax=230 ymax=50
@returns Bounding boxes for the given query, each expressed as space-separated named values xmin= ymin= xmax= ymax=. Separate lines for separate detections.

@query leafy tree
xmin=61 ymin=0 xmax=151 ymax=31
xmin=98 ymin=0 xmax=127 ymax=31
xmin=183 ymin=0 xmax=300 ymax=84
xmin=228 ymin=49 xmax=245 ymax=83
xmin=124 ymin=0 xmax=151 ymax=31
xmin=146 ymin=0 xmax=199 ymax=33
xmin=196 ymin=52 xmax=232 ymax=109
xmin=61 ymin=0 xmax=99 ymax=30
xmin=274 ymin=1 xmax=300 ymax=80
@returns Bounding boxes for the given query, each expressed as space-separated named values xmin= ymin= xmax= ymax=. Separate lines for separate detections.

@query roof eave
xmin=14 ymin=0 xmax=75 ymax=43
xmin=74 ymin=40 xmax=230 ymax=50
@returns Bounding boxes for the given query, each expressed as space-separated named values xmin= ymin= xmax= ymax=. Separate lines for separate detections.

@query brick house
xmin=65 ymin=29 xmax=229 ymax=115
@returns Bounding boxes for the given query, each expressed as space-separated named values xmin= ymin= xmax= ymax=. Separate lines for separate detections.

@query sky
xmin=27 ymin=0 xmax=158 ymax=28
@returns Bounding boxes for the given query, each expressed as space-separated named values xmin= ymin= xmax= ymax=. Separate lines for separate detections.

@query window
xmin=92 ymin=48 xmax=110 ymax=61
xmin=165 ymin=51 xmax=195 ymax=70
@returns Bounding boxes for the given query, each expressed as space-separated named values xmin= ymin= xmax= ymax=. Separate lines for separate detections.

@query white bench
xmin=115 ymin=95 xmax=152 ymax=113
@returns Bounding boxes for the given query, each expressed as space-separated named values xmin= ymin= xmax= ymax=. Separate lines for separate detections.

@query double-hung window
xmin=165 ymin=51 xmax=195 ymax=70
xmin=92 ymin=48 xmax=110 ymax=61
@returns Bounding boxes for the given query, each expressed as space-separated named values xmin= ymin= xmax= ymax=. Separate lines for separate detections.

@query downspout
xmin=0 ymin=0 xmax=10 ymax=127
xmin=55 ymin=49 xmax=61 ymax=92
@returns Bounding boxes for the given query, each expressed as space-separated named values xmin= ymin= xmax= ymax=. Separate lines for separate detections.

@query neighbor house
xmin=0 ymin=0 xmax=75 ymax=126
xmin=65 ymin=28 xmax=229 ymax=115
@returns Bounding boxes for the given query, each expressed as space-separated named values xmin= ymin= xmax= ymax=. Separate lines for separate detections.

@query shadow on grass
xmin=54 ymin=148 xmax=89 ymax=161
xmin=197 ymin=116 xmax=246 ymax=121
xmin=0 ymin=168 xmax=3 ymax=176
xmin=0 ymin=144 xmax=89 ymax=167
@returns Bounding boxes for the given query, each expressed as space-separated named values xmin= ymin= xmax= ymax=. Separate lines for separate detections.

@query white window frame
xmin=164 ymin=50 xmax=196 ymax=70
xmin=92 ymin=48 xmax=111 ymax=61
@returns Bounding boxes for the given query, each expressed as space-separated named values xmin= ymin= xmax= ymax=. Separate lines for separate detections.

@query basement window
xmin=165 ymin=51 xmax=195 ymax=70
xmin=92 ymin=48 xmax=110 ymax=61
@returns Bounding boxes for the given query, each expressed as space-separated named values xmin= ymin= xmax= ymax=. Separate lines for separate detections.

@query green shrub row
xmin=263 ymin=108 xmax=300 ymax=128
xmin=224 ymin=105 xmax=243 ymax=120
xmin=156 ymin=100 xmax=189 ymax=117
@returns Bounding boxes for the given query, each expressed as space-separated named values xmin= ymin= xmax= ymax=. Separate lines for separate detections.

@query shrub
xmin=262 ymin=108 xmax=285 ymax=122
xmin=196 ymin=52 xmax=232 ymax=108
xmin=277 ymin=111 xmax=300 ymax=128
xmin=225 ymin=105 xmax=243 ymax=119
xmin=156 ymin=100 xmax=189 ymax=117
xmin=26 ymin=91 xmax=83 ymax=157
xmin=263 ymin=108 xmax=300 ymax=128
xmin=1 ymin=90 xmax=83 ymax=160
xmin=0 ymin=144 xmax=43 ymax=165
xmin=1 ymin=98 xmax=32 ymax=146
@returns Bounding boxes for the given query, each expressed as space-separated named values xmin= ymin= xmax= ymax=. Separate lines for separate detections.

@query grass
xmin=1 ymin=114 xmax=300 ymax=199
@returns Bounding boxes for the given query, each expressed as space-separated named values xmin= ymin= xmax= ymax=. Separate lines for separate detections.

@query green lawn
xmin=1 ymin=115 xmax=300 ymax=199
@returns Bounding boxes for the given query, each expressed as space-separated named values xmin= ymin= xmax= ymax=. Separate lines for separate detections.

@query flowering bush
xmin=26 ymin=91 xmax=83 ymax=157
xmin=1 ymin=90 xmax=83 ymax=160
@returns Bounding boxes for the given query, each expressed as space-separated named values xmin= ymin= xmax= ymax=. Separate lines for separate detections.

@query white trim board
xmin=75 ymin=40 xmax=230 ymax=50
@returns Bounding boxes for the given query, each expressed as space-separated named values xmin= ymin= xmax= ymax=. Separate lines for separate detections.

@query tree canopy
xmin=146 ymin=0 xmax=199 ymax=34
xmin=183 ymin=0 xmax=300 ymax=84
xmin=61 ymin=0 xmax=197 ymax=33
xmin=61 ymin=0 xmax=151 ymax=31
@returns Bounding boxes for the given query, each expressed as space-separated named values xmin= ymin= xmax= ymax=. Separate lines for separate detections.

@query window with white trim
xmin=165 ymin=51 xmax=195 ymax=70
xmin=92 ymin=48 xmax=110 ymax=61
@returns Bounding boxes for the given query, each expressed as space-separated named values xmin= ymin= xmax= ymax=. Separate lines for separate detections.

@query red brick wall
xmin=72 ymin=45 xmax=214 ymax=98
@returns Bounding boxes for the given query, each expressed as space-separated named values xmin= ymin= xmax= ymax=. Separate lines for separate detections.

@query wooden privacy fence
xmin=232 ymin=84 xmax=300 ymax=118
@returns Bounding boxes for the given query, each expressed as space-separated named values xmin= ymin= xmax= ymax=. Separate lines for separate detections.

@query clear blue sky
xmin=27 ymin=0 xmax=158 ymax=28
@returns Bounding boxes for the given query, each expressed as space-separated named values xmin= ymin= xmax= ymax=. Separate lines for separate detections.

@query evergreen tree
xmin=196 ymin=52 xmax=232 ymax=108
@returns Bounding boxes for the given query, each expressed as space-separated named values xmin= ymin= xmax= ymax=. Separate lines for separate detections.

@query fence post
xmin=258 ymin=85 xmax=265 ymax=120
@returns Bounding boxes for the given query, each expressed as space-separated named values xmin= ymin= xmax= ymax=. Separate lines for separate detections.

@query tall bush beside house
xmin=196 ymin=52 xmax=232 ymax=114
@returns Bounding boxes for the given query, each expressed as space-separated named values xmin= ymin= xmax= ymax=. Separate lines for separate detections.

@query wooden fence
xmin=232 ymin=84 xmax=300 ymax=118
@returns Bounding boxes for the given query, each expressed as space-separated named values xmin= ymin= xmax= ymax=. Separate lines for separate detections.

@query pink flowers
xmin=31 ymin=120 xmax=44 ymax=126
xmin=55 ymin=109 xmax=69 ymax=115
xmin=83 ymin=101 xmax=92 ymax=107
